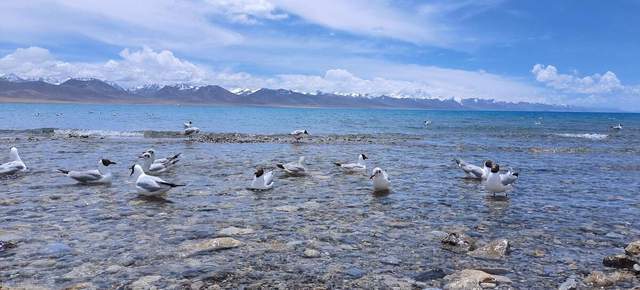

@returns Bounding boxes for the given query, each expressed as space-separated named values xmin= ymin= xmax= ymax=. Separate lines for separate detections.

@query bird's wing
xmin=0 ymin=161 xmax=22 ymax=175
xmin=149 ymin=163 xmax=166 ymax=172
xmin=459 ymin=162 xmax=484 ymax=178
xmin=501 ymin=172 xmax=518 ymax=186
xmin=285 ymin=163 xmax=305 ymax=173
xmin=340 ymin=163 xmax=364 ymax=170
xmin=68 ymin=169 xmax=103 ymax=182
xmin=264 ymin=171 xmax=274 ymax=185
xmin=137 ymin=176 xmax=165 ymax=192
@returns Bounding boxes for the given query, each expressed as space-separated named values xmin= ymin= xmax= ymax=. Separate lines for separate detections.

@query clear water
xmin=1 ymin=103 xmax=639 ymax=288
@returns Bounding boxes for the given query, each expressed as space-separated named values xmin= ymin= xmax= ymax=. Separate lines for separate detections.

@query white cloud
xmin=205 ymin=0 xmax=288 ymax=24
xmin=0 ymin=46 xmax=547 ymax=104
xmin=532 ymin=64 xmax=623 ymax=94
xmin=271 ymin=0 xmax=451 ymax=46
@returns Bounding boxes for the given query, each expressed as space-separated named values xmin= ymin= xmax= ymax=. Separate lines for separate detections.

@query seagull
xmin=130 ymin=164 xmax=185 ymax=197
xmin=183 ymin=121 xmax=193 ymax=128
xmin=184 ymin=126 xmax=200 ymax=136
xmin=138 ymin=152 xmax=175 ymax=175
xmin=290 ymin=129 xmax=309 ymax=142
xmin=424 ymin=120 xmax=432 ymax=127
xmin=144 ymin=148 xmax=181 ymax=166
xmin=485 ymin=164 xmax=519 ymax=196
xmin=370 ymin=167 xmax=391 ymax=193
xmin=249 ymin=168 xmax=274 ymax=190
xmin=58 ymin=159 xmax=116 ymax=185
xmin=0 ymin=147 xmax=27 ymax=175
xmin=334 ymin=154 xmax=368 ymax=172
xmin=454 ymin=158 xmax=493 ymax=180
xmin=611 ymin=124 xmax=623 ymax=130
xmin=276 ymin=156 xmax=306 ymax=176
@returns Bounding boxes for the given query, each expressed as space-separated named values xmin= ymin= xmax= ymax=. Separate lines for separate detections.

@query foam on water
xmin=53 ymin=129 xmax=143 ymax=137
xmin=554 ymin=133 xmax=609 ymax=140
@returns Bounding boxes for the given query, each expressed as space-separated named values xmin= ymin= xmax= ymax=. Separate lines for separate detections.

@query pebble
xmin=218 ymin=226 xmax=255 ymax=236
xmin=625 ymin=240 xmax=640 ymax=256
xmin=179 ymin=237 xmax=242 ymax=257
xmin=441 ymin=232 xmax=475 ymax=253
xmin=603 ymin=254 xmax=636 ymax=269
xmin=468 ymin=239 xmax=510 ymax=260
xmin=443 ymin=269 xmax=512 ymax=290
xmin=413 ymin=268 xmax=446 ymax=282
xmin=130 ymin=275 xmax=162 ymax=290
xmin=558 ymin=277 xmax=578 ymax=290
xmin=303 ymin=248 xmax=320 ymax=258
xmin=380 ymin=256 xmax=401 ymax=265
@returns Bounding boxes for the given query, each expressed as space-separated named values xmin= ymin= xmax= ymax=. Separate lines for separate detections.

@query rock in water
xmin=584 ymin=271 xmax=634 ymax=287
xmin=0 ymin=240 xmax=17 ymax=252
xmin=414 ymin=268 xmax=446 ymax=282
xmin=625 ymin=240 xmax=640 ymax=256
xmin=603 ymin=254 xmax=636 ymax=269
xmin=441 ymin=232 xmax=476 ymax=253
xmin=443 ymin=269 xmax=512 ymax=290
xmin=303 ymin=248 xmax=320 ymax=258
xmin=179 ymin=237 xmax=242 ymax=257
xmin=468 ymin=239 xmax=510 ymax=260
xmin=218 ymin=226 xmax=254 ymax=236
xmin=558 ymin=277 xmax=578 ymax=290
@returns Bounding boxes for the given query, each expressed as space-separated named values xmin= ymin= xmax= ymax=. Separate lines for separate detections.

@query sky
xmin=0 ymin=0 xmax=639 ymax=111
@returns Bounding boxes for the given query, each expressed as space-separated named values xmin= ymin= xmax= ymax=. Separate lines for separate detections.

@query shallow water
xmin=1 ymin=104 xmax=640 ymax=288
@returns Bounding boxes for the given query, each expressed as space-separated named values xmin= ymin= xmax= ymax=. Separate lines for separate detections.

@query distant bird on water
xmin=335 ymin=154 xmax=368 ymax=172
xmin=424 ymin=120 xmax=432 ymax=127
xmin=611 ymin=123 xmax=623 ymax=130
xmin=249 ymin=168 xmax=274 ymax=190
xmin=184 ymin=121 xmax=200 ymax=136
xmin=58 ymin=159 xmax=116 ymax=185
xmin=277 ymin=156 xmax=306 ymax=176
xmin=290 ymin=129 xmax=309 ymax=142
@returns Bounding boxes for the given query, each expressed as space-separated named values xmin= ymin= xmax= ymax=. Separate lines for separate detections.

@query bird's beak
xmin=369 ymin=174 xmax=375 ymax=179
xmin=138 ymin=154 xmax=145 ymax=158
xmin=129 ymin=165 xmax=134 ymax=176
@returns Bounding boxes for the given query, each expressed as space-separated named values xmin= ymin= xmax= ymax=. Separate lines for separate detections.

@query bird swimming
xmin=290 ymin=129 xmax=309 ymax=142
xmin=138 ymin=152 xmax=176 ymax=175
xmin=184 ymin=120 xmax=193 ymax=128
xmin=611 ymin=123 xmax=623 ymax=130
xmin=335 ymin=154 xmax=368 ymax=172
xmin=249 ymin=168 xmax=274 ymax=190
xmin=130 ymin=164 xmax=185 ymax=197
xmin=454 ymin=158 xmax=493 ymax=180
xmin=58 ymin=159 xmax=116 ymax=185
xmin=144 ymin=148 xmax=181 ymax=166
xmin=0 ymin=147 xmax=27 ymax=176
xmin=184 ymin=126 xmax=200 ymax=136
xmin=485 ymin=164 xmax=519 ymax=196
xmin=370 ymin=167 xmax=391 ymax=193
xmin=276 ymin=156 xmax=306 ymax=175
xmin=424 ymin=120 xmax=432 ymax=127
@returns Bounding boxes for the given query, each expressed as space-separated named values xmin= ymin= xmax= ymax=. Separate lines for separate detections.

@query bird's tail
xmin=169 ymin=153 xmax=181 ymax=161
xmin=334 ymin=162 xmax=342 ymax=167
xmin=276 ymin=164 xmax=285 ymax=169
xmin=57 ymin=169 xmax=69 ymax=174
xmin=159 ymin=181 xmax=186 ymax=187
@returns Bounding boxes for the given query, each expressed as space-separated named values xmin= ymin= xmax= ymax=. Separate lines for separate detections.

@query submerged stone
xmin=468 ymin=239 xmax=510 ymax=260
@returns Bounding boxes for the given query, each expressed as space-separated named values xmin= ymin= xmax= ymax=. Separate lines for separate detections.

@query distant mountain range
xmin=0 ymin=74 xmax=581 ymax=111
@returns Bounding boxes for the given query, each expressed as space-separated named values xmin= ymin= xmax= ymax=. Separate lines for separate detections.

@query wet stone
xmin=303 ymin=248 xmax=321 ymax=258
xmin=584 ymin=270 xmax=634 ymax=287
xmin=558 ymin=276 xmax=578 ymax=290
xmin=443 ymin=269 xmax=512 ymax=290
xmin=603 ymin=254 xmax=636 ymax=269
xmin=413 ymin=268 xmax=446 ymax=282
xmin=441 ymin=232 xmax=476 ymax=253
xmin=380 ymin=256 xmax=401 ymax=265
xmin=218 ymin=226 xmax=255 ymax=236
xmin=625 ymin=240 xmax=640 ymax=256
xmin=344 ymin=267 xmax=366 ymax=279
xmin=0 ymin=240 xmax=17 ymax=252
xmin=468 ymin=239 xmax=510 ymax=260
xmin=179 ymin=237 xmax=242 ymax=257
xmin=130 ymin=275 xmax=162 ymax=290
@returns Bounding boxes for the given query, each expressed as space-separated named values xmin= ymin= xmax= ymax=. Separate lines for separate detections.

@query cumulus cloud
xmin=0 ymin=46 xmax=547 ymax=104
xmin=532 ymin=64 xmax=623 ymax=94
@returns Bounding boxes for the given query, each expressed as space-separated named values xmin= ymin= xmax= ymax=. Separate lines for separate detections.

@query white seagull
xmin=485 ymin=164 xmax=519 ymax=196
xmin=454 ymin=158 xmax=493 ymax=180
xmin=183 ymin=121 xmax=193 ymax=128
xmin=144 ymin=148 xmax=181 ymax=166
xmin=276 ymin=156 xmax=306 ymax=175
xmin=611 ymin=124 xmax=623 ymax=130
xmin=58 ymin=159 xmax=116 ymax=185
xmin=290 ymin=129 xmax=309 ymax=142
xmin=184 ymin=126 xmax=200 ymax=136
xmin=424 ymin=120 xmax=432 ymax=127
xmin=138 ymin=152 xmax=176 ymax=175
xmin=0 ymin=147 xmax=27 ymax=175
xmin=130 ymin=164 xmax=185 ymax=197
xmin=249 ymin=168 xmax=274 ymax=190
xmin=334 ymin=154 xmax=368 ymax=172
xmin=370 ymin=167 xmax=391 ymax=193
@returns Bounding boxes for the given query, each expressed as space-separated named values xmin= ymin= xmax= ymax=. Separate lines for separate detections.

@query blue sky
xmin=0 ymin=0 xmax=638 ymax=111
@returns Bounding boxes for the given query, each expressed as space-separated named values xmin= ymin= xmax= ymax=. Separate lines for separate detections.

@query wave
xmin=554 ymin=133 xmax=608 ymax=140
xmin=53 ymin=129 xmax=144 ymax=138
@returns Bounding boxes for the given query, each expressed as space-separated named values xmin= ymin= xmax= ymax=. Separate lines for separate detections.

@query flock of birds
xmin=0 ymin=120 xmax=521 ymax=199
